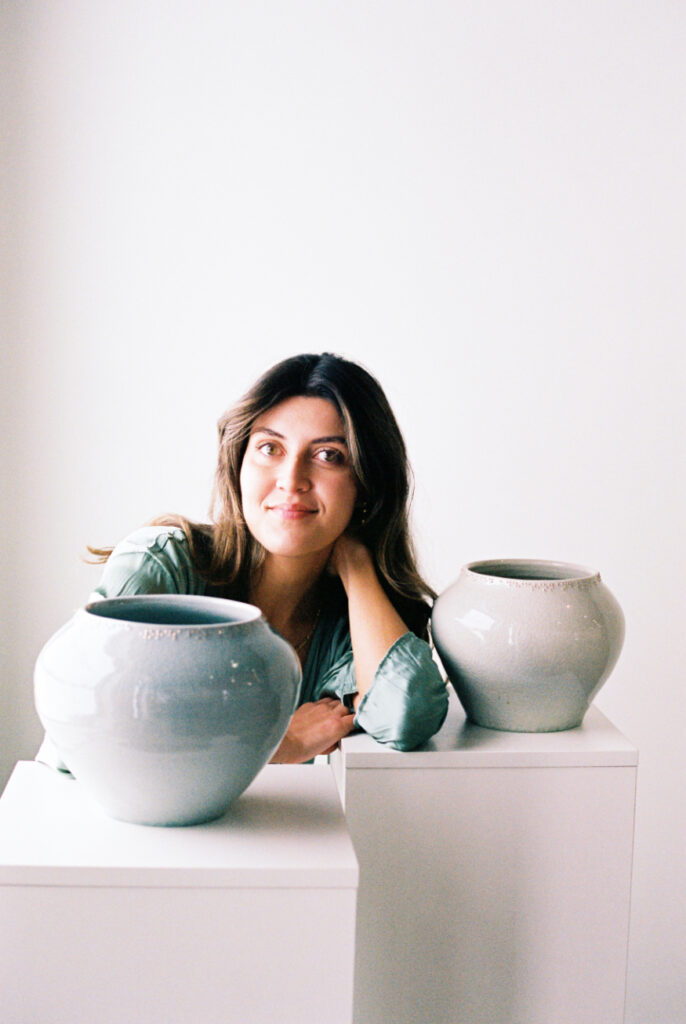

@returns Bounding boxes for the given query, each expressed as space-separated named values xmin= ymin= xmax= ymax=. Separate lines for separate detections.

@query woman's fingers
xmin=271 ymin=699 xmax=356 ymax=763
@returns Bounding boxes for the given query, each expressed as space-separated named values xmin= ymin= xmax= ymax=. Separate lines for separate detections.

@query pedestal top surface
xmin=0 ymin=762 xmax=358 ymax=889
xmin=338 ymin=690 xmax=638 ymax=768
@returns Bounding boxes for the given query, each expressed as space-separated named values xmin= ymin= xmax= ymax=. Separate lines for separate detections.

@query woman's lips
xmin=267 ymin=504 xmax=317 ymax=520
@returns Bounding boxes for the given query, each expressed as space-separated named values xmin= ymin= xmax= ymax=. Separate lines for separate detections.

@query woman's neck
xmin=248 ymin=552 xmax=328 ymax=636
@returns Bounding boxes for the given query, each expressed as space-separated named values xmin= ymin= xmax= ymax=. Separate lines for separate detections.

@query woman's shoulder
xmin=92 ymin=525 xmax=206 ymax=599
xmin=109 ymin=525 xmax=191 ymax=558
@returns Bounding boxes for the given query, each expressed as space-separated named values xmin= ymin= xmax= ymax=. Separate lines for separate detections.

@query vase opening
xmin=467 ymin=559 xmax=597 ymax=583
xmin=85 ymin=595 xmax=261 ymax=628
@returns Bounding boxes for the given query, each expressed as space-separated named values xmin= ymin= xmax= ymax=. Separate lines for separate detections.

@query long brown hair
xmin=90 ymin=353 xmax=435 ymax=634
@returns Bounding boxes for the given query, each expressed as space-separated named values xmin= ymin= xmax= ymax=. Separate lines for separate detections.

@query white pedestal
xmin=0 ymin=762 xmax=358 ymax=1024
xmin=331 ymin=692 xmax=638 ymax=1024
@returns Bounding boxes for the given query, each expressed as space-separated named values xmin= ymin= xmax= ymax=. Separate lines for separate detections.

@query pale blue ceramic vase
xmin=35 ymin=595 xmax=301 ymax=825
xmin=431 ymin=559 xmax=624 ymax=732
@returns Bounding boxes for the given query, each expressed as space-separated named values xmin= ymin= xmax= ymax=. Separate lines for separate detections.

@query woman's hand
xmin=270 ymin=698 xmax=356 ymax=763
xmin=328 ymin=533 xmax=410 ymax=711
xmin=328 ymin=533 xmax=375 ymax=586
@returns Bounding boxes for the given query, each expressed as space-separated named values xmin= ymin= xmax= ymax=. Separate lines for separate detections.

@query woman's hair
xmin=91 ymin=353 xmax=435 ymax=634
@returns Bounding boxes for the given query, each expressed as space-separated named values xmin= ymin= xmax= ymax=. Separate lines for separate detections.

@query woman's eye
xmin=316 ymin=448 xmax=344 ymax=464
xmin=257 ymin=441 xmax=279 ymax=456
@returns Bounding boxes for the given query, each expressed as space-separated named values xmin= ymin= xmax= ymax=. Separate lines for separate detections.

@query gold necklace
xmin=293 ymin=606 xmax=322 ymax=655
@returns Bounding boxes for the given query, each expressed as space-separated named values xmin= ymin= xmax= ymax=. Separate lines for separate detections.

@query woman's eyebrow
xmin=252 ymin=427 xmax=284 ymax=438
xmin=252 ymin=427 xmax=347 ymax=445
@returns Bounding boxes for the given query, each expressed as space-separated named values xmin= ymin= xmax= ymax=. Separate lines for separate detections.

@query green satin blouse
xmin=89 ymin=526 xmax=449 ymax=751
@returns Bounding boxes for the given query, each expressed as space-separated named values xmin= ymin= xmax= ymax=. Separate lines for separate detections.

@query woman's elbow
xmin=387 ymin=685 xmax=449 ymax=750
xmin=357 ymin=677 xmax=449 ymax=751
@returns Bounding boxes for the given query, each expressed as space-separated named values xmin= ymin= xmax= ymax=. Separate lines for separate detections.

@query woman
xmin=54 ymin=353 xmax=449 ymax=765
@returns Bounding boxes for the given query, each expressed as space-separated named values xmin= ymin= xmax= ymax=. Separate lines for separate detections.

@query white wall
xmin=2 ymin=2 xmax=684 ymax=1020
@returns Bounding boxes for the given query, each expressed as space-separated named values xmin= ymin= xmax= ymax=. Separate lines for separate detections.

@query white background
xmin=1 ymin=2 xmax=684 ymax=1021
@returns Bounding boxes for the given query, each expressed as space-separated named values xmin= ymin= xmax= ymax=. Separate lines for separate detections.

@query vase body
xmin=35 ymin=594 xmax=302 ymax=825
xmin=431 ymin=559 xmax=624 ymax=732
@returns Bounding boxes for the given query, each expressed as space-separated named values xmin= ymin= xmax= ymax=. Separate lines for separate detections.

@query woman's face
xmin=239 ymin=396 xmax=358 ymax=562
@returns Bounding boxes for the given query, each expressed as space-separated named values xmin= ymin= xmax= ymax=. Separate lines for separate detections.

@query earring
xmin=360 ymin=502 xmax=368 ymax=527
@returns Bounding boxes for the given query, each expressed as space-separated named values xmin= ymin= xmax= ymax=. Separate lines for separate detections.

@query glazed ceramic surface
xmin=35 ymin=595 xmax=302 ymax=825
xmin=431 ymin=559 xmax=624 ymax=732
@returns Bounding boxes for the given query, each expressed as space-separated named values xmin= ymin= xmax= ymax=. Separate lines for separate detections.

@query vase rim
xmin=82 ymin=593 xmax=263 ymax=629
xmin=463 ymin=558 xmax=600 ymax=584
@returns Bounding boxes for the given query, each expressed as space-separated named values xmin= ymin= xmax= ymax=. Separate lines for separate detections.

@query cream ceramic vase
xmin=35 ymin=594 xmax=301 ymax=825
xmin=431 ymin=559 xmax=624 ymax=732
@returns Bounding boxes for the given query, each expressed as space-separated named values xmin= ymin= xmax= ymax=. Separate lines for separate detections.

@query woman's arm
xmin=324 ymin=534 xmax=449 ymax=750
xmin=328 ymin=535 xmax=410 ymax=712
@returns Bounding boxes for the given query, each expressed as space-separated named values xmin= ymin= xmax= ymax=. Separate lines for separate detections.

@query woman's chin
xmin=261 ymin=536 xmax=336 ymax=565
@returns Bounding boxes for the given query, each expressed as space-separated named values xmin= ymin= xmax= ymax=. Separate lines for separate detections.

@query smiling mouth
xmin=267 ymin=504 xmax=317 ymax=519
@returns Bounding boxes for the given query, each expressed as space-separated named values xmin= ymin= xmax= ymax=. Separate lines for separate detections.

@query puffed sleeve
xmin=313 ymin=630 xmax=449 ymax=751
xmin=354 ymin=633 xmax=448 ymax=750
xmin=90 ymin=527 xmax=204 ymax=600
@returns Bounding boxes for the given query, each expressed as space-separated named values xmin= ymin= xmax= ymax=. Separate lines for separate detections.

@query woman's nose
xmin=276 ymin=455 xmax=310 ymax=492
